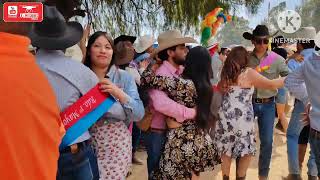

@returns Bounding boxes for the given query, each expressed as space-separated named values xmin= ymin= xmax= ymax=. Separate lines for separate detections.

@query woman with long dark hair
xmin=140 ymin=46 xmax=221 ymax=180
xmin=215 ymin=46 xmax=284 ymax=180
xmin=83 ymin=31 xmax=144 ymax=179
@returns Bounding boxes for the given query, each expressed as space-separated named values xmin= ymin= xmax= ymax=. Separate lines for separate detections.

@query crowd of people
xmin=1 ymin=3 xmax=320 ymax=180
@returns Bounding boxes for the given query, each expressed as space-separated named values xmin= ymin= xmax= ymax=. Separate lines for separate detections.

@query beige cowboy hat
xmin=155 ymin=30 xmax=198 ymax=54
xmin=133 ymin=35 xmax=155 ymax=53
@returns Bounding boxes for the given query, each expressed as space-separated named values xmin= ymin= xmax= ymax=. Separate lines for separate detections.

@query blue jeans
xmin=132 ymin=122 xmax=141 ymax=153
xmin=287 ymin=100 xmax=318 ymax=176
xmin=57 ymin=143 xmax=99 ymax=180
xmin=309 ymin=129 xmax=320 ymax=177
xmin=144 ymin=131 xmax=166 ymax=178
xmin=253 ymin=101 xmax=276 ymax=177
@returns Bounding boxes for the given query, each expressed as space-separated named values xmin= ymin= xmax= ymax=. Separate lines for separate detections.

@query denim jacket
xmin=98 ymin=65 xmax=145 ymax=126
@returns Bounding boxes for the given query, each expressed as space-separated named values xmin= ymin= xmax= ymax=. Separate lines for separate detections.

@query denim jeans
xmin=132 ymin=122 xmax=141 ymax=153
xmin=144 ymin=131 xmax=166 ymax=179
xmin=253 ymin=101 xmax=276 ymax=177
xmin=309 ymin=129 xmax=320 ymax=177
xmin=57 ymin=143 xmax=99 ymax=180
xmin=287 ymin=100 xmax=318 ymax=176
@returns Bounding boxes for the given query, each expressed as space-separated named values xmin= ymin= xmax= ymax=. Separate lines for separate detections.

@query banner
xmin=3 ymin=2 xmax=43 ymax=22
xmin=60 ymin=84 xmax=115 ymax=148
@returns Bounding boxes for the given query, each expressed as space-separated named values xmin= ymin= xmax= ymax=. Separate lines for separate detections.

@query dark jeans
xmin=132 ymin=122 xmax=142 ymax=153
xmin=309 ymin=129 xmax=320 ymax=177
xmin=144 ymin=131 xmax=166 ymax=179
xmin=57 ymin=143 xmax=99 ymax=180
xmin=253 ymin=101 xmax=276 ymax=177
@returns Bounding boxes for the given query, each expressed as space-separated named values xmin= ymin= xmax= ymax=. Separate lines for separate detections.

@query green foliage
xmin=298 ymin=0 xmax=320 ymax=31
xmin=48 ymin=0 xmax=263 ymax=37
xmin=86 ymin=0 xmax=263 ymax=36
xmin=215 ymin=17 xmax=253 ymax=47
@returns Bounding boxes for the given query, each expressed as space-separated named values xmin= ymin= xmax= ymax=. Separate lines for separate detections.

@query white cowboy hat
xmin=133 ymin=35 xmax=155 ymax=53
xmin=293 ymin=27 xmax=317 ymax=40
xmin=156 ymin=30 xmax=198 ymax=54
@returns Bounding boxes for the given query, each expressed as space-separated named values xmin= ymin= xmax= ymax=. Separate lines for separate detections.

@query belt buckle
xmin=255 ymin=99 xmax=262 ymax=104
xmin=70 ymin=144 xmax=79 ymax=154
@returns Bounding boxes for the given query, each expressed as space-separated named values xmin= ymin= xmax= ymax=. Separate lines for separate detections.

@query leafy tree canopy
xmin=46 ymin=0 xmax=263 ymax=37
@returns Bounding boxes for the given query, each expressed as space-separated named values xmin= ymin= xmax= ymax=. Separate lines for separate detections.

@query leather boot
xmin=283 ymin=174 xmax=302 ymax=180
xmin=308 ymin=175 xmax=318 ymax=180
xmin=223 ymin=175 xmax=229 ymax=180
xmin=236 ymin=176 xmax=246 ymax=180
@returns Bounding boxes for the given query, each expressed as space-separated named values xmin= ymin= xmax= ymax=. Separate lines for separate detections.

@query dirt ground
xmin=128 ymin=125 xmax=311 ymax=180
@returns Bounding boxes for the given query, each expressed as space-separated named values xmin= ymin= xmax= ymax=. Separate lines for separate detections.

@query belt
xmin=253 ymin=96 xmax=275 ymax=104
xmin=149 ymin=128 xmax=166 ymax=134
xmin=60 ymin=140 xmax=89 ymax=154
xmin=310 ymin=128 xmax=320 ymax=139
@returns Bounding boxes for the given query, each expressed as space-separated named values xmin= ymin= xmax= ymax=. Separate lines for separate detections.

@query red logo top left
xmin=3 ymin=2 xmax=43 ymax=22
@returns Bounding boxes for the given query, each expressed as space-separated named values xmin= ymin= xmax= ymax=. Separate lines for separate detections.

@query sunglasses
xmin=254 ymin=38 xmax=269 ymax=45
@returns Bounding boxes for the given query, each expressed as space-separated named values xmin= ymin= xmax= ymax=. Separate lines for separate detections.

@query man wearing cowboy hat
xmin=144 ymin=30 xmax=197 ymax=178
xmin=244 ymin=25 xmax=289 ymax=180
xmin=30 ymin=6 xmax=99 ymax=180
xmin=285 ymin=27 xmax=319 ymax=180
xmin=0 ymin=2 xmax=64 ymax=179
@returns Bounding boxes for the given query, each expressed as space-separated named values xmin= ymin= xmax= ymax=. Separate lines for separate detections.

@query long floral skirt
xmin=91 ymin=121 xmax=132 ymax=180
xmin=152 ymin=121 xmax=221 ymax=180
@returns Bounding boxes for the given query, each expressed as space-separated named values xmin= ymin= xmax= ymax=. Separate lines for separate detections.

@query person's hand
xmin=295 ymin=54 xmax=304 ymax=62
xmin=151 ymin=63 xmax=160 ymax=72
xmin=301 ymin=103 xmax=311 ymax=126
xmin=99 ymin=78 xmax=128 ymax=104
xmin=290 ymin=53 xmax=304 ymax=62
xmin=79 ymin=24 xmax=91 ymax=61
xmin=139 ymin=59 xmax=150 ymax=70
xmin=82 ymin=24 xmax=91 ymax=44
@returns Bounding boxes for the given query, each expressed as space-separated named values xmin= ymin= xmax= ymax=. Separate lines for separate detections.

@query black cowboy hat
xmin=243 ymin=25 xmax=270 ymax=40
xmin=29 ymin=5 xmax=83 ymax=50
xmin=114 ymin=35 xmax=136 ymax=45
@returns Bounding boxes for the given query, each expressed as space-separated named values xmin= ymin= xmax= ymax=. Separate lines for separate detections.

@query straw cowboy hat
xmin=293 ymin=26 xmax=317 ymax=40
xmin=243 ymin=25 xmax=270 ymax=40
xmin=133 ymin=35 xmax=155 ymax=53
xmin=29 ymin=5 xmax=83 ymax=50
xmin=156 ymin=30 xmax=198 ymax=54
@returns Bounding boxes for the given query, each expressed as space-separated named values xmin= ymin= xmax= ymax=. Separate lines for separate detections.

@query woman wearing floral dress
xmin=83 ymin=31 xmax=145 ymax=179
xmin=140 ymin=46 xmax=221 ymax=180
xmin=215 ymin=46 xmax=285 ymax=180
